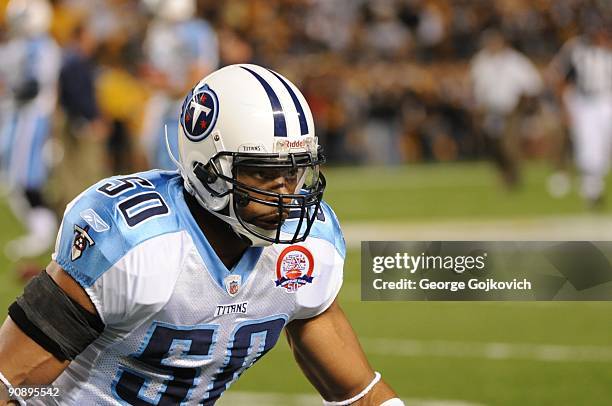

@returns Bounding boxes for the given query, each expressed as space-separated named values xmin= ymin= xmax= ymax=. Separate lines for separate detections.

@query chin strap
xmin=208 ymin=204 xmax=274 ymax=247
xmin=183 ymin=176 xmax=274 ymax=247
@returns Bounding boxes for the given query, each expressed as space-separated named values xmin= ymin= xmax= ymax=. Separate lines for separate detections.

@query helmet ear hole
xmin=194 ymin=162 xmax=218 ymax=184
xmin=192 ymin=161 xmax=230 ymax=203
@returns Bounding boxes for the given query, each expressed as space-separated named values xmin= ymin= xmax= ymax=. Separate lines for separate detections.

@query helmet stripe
xmin=267 ymin=69 xmax=309 ymax=135
xmin=241 ymin=66 xmax=287 ymax=137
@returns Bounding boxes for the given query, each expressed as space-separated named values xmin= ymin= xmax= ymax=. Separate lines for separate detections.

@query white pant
xmin=565 ymin=91 xmax=612 ymax=199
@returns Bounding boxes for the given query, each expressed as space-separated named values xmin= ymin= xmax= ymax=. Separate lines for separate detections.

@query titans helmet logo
xmin=180 ymin=84 xmax=219 ymax=142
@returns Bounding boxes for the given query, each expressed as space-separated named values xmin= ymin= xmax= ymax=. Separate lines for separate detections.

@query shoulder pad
xmin=309 ymin=201 xmax=346 ymax=259
xmin=53 ymin=171 xmax=182 ymax=287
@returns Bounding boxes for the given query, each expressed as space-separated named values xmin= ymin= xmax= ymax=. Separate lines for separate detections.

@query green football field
xmin=1 ymin=162 xmax=612 ymax=405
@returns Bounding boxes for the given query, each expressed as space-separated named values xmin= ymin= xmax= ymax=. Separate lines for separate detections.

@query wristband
xmin=0 ymin=371 xmax=26 ymax=406
xmin=380 ymin=398 xmax=405 ymax=406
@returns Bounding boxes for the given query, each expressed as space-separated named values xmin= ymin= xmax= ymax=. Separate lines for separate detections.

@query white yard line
xmin=358 ymin=338 xmax=612 ymax=363
xmin=216 ymin=336 xmax=612 ymax=405
xmin=329 ymin=176 xmax=490 ymax=191
xmin=342 ymin=215 xmax=612 ymax=249
xmin=225 ymin=217 xmax=608 ymax=406
xmin=340 ymin=284 xmax=612 ymax=307
xmin=217 ymin=391 xmax=485 ymax=406
xmin=271 ymin=335 xmax=612 ymax=363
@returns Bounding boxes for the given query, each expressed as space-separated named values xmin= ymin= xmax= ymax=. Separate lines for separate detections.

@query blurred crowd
xmin=0 ymin=0 xmax=611 ymax=259
xmin=0 ymin=0 xmax=609 ymax=171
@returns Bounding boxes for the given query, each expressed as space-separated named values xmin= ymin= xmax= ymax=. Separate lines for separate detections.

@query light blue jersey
xmin=0 ymin=34 xmax=60 ymax=190
xmin=32 ymin=170 xmax=344 ymax=405
xmin=142 ymin=19 xmax=219 ymax=170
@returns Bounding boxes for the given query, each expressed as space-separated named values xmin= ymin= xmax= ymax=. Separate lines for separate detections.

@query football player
xmin=0 ymin=0 xmax=60 ymax=260
xmin=548 ymin=15 xmax=612 ymax=208
xmin=0 ymin=65 xmax=403 ymax=405
xmin=139 ymin=0 xmax=219 ymax=171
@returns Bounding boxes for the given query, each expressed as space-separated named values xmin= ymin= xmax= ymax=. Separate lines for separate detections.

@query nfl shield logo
xmin=224 ymin=274 xmax=241 ymax=297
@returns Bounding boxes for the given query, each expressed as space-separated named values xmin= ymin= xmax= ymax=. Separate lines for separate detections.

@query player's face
xmin=235 ymin=166 xmax=301 ymax=230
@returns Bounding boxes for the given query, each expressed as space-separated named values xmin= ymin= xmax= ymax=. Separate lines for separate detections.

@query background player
xmin=0 ymin=0 xmax=60 ymax=261
xmin=139 ymin=0 xmax=218 ymax=170
xmin=0 ymin=64 xmax=403 ymax=406
xmin=548 ymin=15 xmax=612 ymax=208
xmin=470 ymin=29 xmax=543 ymax=189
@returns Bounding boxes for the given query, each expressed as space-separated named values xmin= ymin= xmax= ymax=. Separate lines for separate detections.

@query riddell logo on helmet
xmin=281 ymin=140 xmax=306 ymax=148
xmin=274 ymin=138 xmax=316 ymax=153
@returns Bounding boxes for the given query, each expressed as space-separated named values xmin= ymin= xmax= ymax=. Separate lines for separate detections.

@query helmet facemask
xmin=193 ymin=149 xmax=326 ymax=246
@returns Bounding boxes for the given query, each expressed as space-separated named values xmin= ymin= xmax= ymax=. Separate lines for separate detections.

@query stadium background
xmin=1 ymin=1 xmax=611 ymax=405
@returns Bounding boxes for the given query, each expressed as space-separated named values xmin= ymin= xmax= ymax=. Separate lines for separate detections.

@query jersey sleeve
xmin=292 ymin=202 xmax=346 ymax=320
xmin=52 ymin=179 xmax=182 ymax=329
xmin=53 ymin=186 xmax=125 ymax=289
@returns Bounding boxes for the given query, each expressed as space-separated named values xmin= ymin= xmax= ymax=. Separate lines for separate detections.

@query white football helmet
xmin=5 ymin=0 xmax=52 ymax=37
xmin=174 ymin=64 xmax=326 ymax=246
xmin=143 ymin=0 xmax=195 ymax=22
